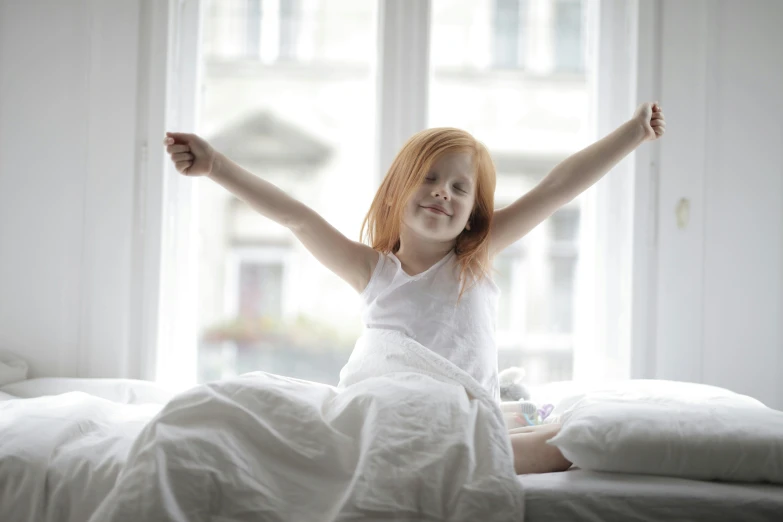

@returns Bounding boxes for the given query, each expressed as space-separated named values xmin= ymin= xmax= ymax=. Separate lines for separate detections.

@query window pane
xmin=554 ymin=0 xmax=584 ymax=72
xmin=197 ymin=0 xmax=377 ymax=384
xmin=245 ymin=0 xmax=262 ymax=59
xmin=549 ymin=255 xmax=576 ymax=333
xmin=494 ymin=253 xmax=515 ymax=330
xmin=551 ymin=207 xmax=580 ymax=243
xmin=278 ymin=0 xmax=301 ymax=61
xmin=238 ymin=262 xmax=283 ymax=319
xmin=430 ymin=0 xmax=589 ymax=386
xmin=491 ymin=0 xmax=527 ymax=69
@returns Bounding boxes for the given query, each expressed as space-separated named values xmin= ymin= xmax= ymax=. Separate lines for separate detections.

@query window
xmin=237 ymin=261 xmax=283 ymax=320
xmin=165 ymin=0 xmax=596 ymax=389
xmin=245 ymin=0 xmax=262 ymax=59
xmin=278 ymin=0 xmax=301 ymax=61
xmin=204 ymin=0 xmax=305 ymax=62
xmin=549 ymin=255 xmax=576 ymax=333
xmin=548 ymin=207 xmax=579 ymax=333
xmin=195 ymin=0 xmax=377 ymax=385
xmin=431 ymin=0 xmax=589 ymax=385
xmin=550 ymin=207 xmax=580 ymax=243
xmin=493 ymin=252 xmax=517 ymax=331
xmin=492 ymin=0 xmax=528 ymax=69
xmin=553 ymin=0 xmax=584 ymax=73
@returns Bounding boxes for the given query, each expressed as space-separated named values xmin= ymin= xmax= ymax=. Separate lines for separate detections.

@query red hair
xmin=360 ymin=128 xmax=496 ymax=301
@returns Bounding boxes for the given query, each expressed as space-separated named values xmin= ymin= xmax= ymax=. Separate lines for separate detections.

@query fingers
xmin=166 ymin=144 xmax=190 ymax=154
xmin=651 ymin=108 xmax=665 ymax=136
xmin=171 ymin=152 xmax=194 ymax=162
xmin=162 ymin=133 xmax=197 ymax=173
xmin=164 ymin=131 xmax=192 ymax=142
xmin=175 ymin=160 xmax=193 ymax=173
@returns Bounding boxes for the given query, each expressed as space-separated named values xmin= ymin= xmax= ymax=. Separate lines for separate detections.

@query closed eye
xmin=454 ymin=185 xmax=467 ymax=194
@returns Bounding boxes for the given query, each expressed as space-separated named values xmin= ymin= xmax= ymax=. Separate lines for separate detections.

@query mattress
xmin=519 ymin=469 xmax=783 ymax=522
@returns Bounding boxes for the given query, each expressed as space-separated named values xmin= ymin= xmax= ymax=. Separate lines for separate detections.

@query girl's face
xmin=402 ymin=151 xmax=477 ymax=243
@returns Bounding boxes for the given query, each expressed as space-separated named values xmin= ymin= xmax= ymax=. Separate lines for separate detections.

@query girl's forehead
xmin=431 ymin=152 xmax=476 ymax=179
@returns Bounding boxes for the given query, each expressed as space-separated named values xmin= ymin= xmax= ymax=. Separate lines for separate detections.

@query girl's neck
xmin=395 ymin=234 xmax=454 ymax=276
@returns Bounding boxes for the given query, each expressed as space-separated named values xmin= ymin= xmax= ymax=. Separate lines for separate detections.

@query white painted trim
xmin=128 ymin=0 xmax=171 ymax=382
xmin=376 ymin=0 xmax=431 ymax=181
xmin=154 ymin=0 xmax=203 ymax=391
xmin=654 ymin=0 xmax=709 ymax=384
xmin=130 ymin=0 xmax=203 ymax=391
xmin=573 ymin=0 xmax=639 ymax=382
xmin=629 ymin=0 xmax=661 ymax=379
xmin=699 ymin=0 xmax=719 ymax=386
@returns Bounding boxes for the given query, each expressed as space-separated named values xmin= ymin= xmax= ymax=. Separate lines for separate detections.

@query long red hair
xmin=360 ymin=128 xmax=496 ymax=301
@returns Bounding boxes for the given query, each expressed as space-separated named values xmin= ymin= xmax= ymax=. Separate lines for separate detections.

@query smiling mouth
xmin=422 ymin=206 xmax=449 ymax=216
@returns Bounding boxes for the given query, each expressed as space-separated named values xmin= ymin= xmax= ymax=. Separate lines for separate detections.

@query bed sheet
xmin=519 ymin=469 xmax=783 ymax=522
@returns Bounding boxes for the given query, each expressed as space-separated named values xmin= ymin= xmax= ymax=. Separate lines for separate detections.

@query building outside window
xmin=196 ymin=0 xmax=589 ymax=387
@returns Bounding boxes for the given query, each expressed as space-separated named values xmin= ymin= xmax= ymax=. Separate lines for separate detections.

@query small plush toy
xmin=498 ymin=366 xmax=531 ymax=402
xmin=499 ymin=367 xmax=554 ymax=428
xmin=515 ymin=401 xmax=555 ymax=426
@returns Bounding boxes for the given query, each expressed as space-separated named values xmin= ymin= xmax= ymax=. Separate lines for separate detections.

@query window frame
xmin=137 ymin=0 xmax=653 ymax=388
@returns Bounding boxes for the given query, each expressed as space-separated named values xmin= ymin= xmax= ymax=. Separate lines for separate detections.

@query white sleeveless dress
xmin=355 ymin=249 xmax=501 ymax=402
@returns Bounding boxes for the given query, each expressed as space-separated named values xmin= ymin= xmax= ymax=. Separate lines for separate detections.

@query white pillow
xmin=0 ymin=377 xmax=175 ymax=405
xmin=548 ymin=397 xmax=783 ymax=484
xmin=531 ymin=379 xmax=767 ymax=423
xmin=0 ymin=351 xmax=28 ymax=386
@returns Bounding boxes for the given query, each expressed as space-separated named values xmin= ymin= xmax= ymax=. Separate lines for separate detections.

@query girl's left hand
xmin=633 ymin=101 xmax=666 ymax=141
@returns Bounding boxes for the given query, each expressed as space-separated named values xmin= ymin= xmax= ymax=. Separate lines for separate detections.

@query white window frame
xmin=135 ymin=0 xmax=653 ymax=388
xmin=134 ymin=0 xmax=204 ymax=390
xmin=573 ymin=0 xmax=659 ymax=381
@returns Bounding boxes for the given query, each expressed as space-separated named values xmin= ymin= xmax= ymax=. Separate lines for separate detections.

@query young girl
xmin=163 ymin=101 xmax=666 ymax=475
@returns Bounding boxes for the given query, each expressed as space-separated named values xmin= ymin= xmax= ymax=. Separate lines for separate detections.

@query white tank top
xmin=359 ymin=249 xmax=500 ymax=402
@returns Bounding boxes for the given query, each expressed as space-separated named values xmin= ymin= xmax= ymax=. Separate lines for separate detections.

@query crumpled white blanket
xmin=0 ymin=392 xmax=161 ymax=522
xmin=88 ymin=328 xmax=524 ymax=521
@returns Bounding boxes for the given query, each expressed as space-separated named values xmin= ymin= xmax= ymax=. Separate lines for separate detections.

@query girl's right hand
xmin=162 ymin=131 xmax=218 ymax=177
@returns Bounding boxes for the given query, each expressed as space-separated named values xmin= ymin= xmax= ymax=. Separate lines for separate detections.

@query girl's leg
xmin=508 ymin=423 xmax=572 ymax=475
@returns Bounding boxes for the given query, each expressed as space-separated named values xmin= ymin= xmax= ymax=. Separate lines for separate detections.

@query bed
xmin=0 ymin=376 xmax=173 ymax=522
xmin=2 ymin=354 xmax=782 ymax=521
xmin=519 ymin=469 xmax=783 ymax=522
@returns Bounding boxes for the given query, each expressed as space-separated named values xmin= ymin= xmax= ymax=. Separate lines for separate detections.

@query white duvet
xmin=2 ymin=329 xmax=523 ymax=522
xmin=0 ymin=392 xmax=162 ymax=522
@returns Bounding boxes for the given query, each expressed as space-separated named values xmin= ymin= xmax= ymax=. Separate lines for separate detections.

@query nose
xmin=431 ymin=184 xmax=450 ymax=201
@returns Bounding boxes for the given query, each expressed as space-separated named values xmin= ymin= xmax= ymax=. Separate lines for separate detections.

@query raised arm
xmin=488 ymin=102 xmax=665 ymax=257
xmin=164 ymin=132 xmax=378 ymax=293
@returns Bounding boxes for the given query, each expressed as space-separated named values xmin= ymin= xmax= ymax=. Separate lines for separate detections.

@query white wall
xmin=653 ymin=0 xmax=782 ymax=409
xmin=0 ymin=0 xmax=165 ymax=380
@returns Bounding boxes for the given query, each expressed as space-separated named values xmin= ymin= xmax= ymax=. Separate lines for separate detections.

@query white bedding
xmin=86 ymin=328 xmax=523 ymax=521
xmin=4 ymin=352 xmax=782 ymax=522
xmin=0 ymin=391 xmax=163 ymax=522
xmin=1 ymin=377 xmax=177 ymax=404
xmin=1 ymin=329 xmax=524 ymax=522
xmin=519 ymin=469 xmax=783 ymax=522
